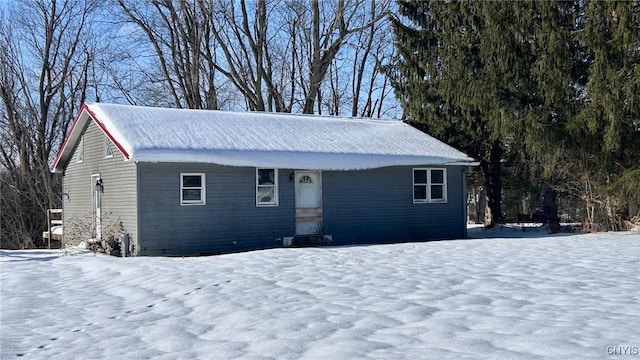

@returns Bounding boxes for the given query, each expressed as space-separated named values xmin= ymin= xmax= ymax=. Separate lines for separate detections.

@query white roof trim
xmin=445 ymin=161 xmax=481 ymax=166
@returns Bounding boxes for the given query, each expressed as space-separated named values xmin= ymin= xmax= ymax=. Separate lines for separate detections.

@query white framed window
xmin=77 ymin=136 xmax=84 ymax=162
xmin=104 ymin=137 xmax=113 ymax=158
xmin=413 ymin=168 xmax=447 ymax=203
xmin=256 ymin=168 xmax=278 ymax=207
xmin=180 ymin=173 xmax=205 ymax=205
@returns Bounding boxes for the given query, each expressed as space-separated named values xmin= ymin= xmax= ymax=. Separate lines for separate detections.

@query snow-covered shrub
xmin=66 ymin=211 xmax=127 ymax=256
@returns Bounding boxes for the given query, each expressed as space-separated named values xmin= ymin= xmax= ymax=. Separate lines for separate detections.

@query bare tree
xmin=297 ymin=0 xmax=388 ymax=114
xmin=115 ymin=0 xmax=392 ymax=116
xmin=0 ymin=0 xmax=97 ymax=248
xmin=318 ymin=0 xmax=396 ymax=117
xmin=115 ymin=0 xmax=223 ymax=109
xmin=208 ymin=0 xmax=287 ymax=111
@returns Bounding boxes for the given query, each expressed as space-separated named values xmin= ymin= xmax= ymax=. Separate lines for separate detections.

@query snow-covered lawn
xmin=1 ymin=228 xmax=638 ymax=359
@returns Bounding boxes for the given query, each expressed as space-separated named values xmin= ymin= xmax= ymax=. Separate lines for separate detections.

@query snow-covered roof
xmin=52 ymin=103 xmax=476 ymax=172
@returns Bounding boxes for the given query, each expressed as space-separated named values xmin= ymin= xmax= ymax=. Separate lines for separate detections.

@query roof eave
xmin=445 ymin=161 xmax=480 ymax=166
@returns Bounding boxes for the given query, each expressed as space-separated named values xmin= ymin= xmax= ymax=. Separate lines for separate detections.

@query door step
xmin=292 ymin=235 xmax=332 ymax=247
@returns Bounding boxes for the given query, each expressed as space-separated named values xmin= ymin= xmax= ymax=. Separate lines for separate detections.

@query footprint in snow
xmin=35 ymin=336 xmax=59 ymax=350
xmin=184 ymin=286 xmax=204 ymax=295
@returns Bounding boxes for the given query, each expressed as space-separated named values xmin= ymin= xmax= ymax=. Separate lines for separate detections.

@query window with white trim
xmin=180 ymin=173 xmax=205 ymax=205
xmin=413 ymin=168 xmax=447 ymax=203
xmin=256 ymin=168 xmax=278 ymax=206
xmin=77 ymin=136 xmax=84 ymax=162
xmin=104 ymin=137 xmax=113 ymax=158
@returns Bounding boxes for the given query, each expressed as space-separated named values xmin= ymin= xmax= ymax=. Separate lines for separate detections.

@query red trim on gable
xmin=50 ymin=103 xmax=130 ymax=173
xmin=50 ymin=104 xmax=89 ymax=172
xmin=83 ymin=105 xmax=130 ymax=160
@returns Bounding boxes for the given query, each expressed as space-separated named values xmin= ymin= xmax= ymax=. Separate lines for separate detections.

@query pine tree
xmin=388 ymin=0 xmax=533 ymax=227
xmin=518 ymin=1 xmax=583 ymax=231
xmin=575 ymin=1 xmax=640 ymax=226
xmin=388 ymin=0 xmax=639 ymax=230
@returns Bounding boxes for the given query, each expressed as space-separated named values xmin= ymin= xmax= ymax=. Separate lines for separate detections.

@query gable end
xmin=51 ymin=104 xmax=130 ymax=173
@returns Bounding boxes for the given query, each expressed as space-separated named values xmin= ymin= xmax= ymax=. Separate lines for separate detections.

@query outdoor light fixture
xmin=95 ymin=179 xmax=104 ymax=193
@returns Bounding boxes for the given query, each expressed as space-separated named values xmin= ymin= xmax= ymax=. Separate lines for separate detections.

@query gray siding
xmin=136 ymin=163 xmax=466 ymax=255
xmin=62 ymin=121 xmax=138 ymax=249
xmin=323 ymin=166 xmax=466 ymax=245
xmin=137 ymin=163 xmax=295 ymax=255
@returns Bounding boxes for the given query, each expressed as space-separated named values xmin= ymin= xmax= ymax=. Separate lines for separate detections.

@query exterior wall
xmin=137 ymin=163 xmax=295 ymax=255
xmin=62 ymin=121 xmax=138 ymax=249
xmin=323 ymin=165 xmax=466 ymax=245
xmin=136 ymin=163 xmax=466 ymax=255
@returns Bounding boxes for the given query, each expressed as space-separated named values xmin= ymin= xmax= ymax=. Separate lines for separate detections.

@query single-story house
xmin=51 ymin=103 xmax=477 ymax=256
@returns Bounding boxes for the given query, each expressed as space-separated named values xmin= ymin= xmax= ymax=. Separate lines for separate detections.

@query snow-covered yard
xmin=1 ymin=227 xmax=638 ymax=359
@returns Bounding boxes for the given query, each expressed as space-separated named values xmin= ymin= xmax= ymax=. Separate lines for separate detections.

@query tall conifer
xmin=388 ymin=0 xmax=638 ymax=228
xmin=576 ymin=1 xmax=640 ymax=224
xmin=388 ymin=1 xmax=528 ymax=227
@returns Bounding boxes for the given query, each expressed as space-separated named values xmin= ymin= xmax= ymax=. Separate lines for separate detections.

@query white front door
xmin=91 ymin=174 xmax=102 ymax=240
xmin=295 ymin=171 xmax=322 ymax=235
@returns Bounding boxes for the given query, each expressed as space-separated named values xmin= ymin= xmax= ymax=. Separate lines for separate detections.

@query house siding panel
xmin=137 ymin=164 xmax=466 ymax=255
xmin=62 ymin=121 xmax=138 ymax=249
xmin=322 ymin=166 xmax=465 ymax=245
xmin=137 ymin=163 xmax=295 ymax=255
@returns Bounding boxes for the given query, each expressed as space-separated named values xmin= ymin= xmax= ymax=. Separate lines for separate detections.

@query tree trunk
xmin=481 ymin=140 xmax=503 ymax=228
xmin=543 ymin=184 xmax=561 ymax=233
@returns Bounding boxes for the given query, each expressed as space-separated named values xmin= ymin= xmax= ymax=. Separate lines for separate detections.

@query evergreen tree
xmin=574 ymin=0 xmax=640 ymax=227
xmin=388 ymin=0 xmax=639 ymax=230
xmin=388 ymin=1 xmax=530 ymax=227
xmin=518 ymin=1 xmax=583 ymax=231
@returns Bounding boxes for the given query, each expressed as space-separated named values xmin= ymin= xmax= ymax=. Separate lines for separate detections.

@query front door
xmin=295 ymin=171 xmax=322 ymax=235
xmin=91 ymin=174 xmax=102 ymax=240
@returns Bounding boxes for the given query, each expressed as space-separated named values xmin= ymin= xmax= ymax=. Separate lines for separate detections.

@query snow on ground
xmin=1 ymin=228 xmax=638 ymax=359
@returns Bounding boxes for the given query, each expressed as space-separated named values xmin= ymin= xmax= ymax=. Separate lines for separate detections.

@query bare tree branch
xmin=0 ymin=0 xmax=97 ymax=248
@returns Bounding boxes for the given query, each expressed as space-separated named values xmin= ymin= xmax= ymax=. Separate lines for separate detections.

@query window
xmin=413 ymin=168 xmax=447 ymax=203
xmin=299 ymin=175 xmax=313 ymax=183
xmin=77 ymin=136 xmax=84 ymax=162
xmin=104 ymin=137 xmax=113 ymax=158
xmin=256 ymin=168 xmax=278 ymax=206
xmin=181 ymin=173 xmax=205 ymax=205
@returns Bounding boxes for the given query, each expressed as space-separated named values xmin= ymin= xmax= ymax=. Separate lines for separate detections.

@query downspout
xmin=134 ymin=161 xmax=140 ymax=256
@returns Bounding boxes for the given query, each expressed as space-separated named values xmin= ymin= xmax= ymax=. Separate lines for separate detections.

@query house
xmin=51 ymin=103 xmax=477 ymax=256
